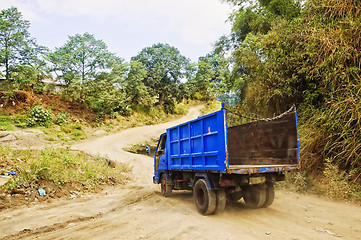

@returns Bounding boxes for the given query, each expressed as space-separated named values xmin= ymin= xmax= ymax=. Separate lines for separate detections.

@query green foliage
xmin=279 ymin=171 xmax=310 ymax=193
xmin=55 ymin=112 xmax=69 ymax=125
xmin=0 ymin=7 xmax=47 ymax=86
xmin=27 ymin=105 xmax=53 ymax=127
xmin=321 ymin=159 xmax=356 ymax=199
xmin=187 ymin=52 xmax=234 ymax=102
xmin=220 ymin=0 xmax=361 ymax=187
xmin=0 ymin=146 xmax=131 ymax=190
xmin=172 ymin=100 xmax=190 ymax=115
xmin=60 ymin=63 xmax=130 ymax=117
xmin=60 ymin=123 xmax=86 ymax=141
xmin=130 ymin=105 xmax=166 ymax=125
xmin=131 ymin=43 xmax=190 ymax=112
xmin=200 ymin=100 xmax=222 ymax=116
xmin=43 ymin=122 xmax=86 ymax=142
xmin=125 ymin=60 xmax=153 ymax=105
xmin=49 ymin=32 xmax=122 ymax=85
xmin=0 ymin=114 xmax=13 ymax=131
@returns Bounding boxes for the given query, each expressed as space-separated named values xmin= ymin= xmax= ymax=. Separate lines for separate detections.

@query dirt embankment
xmin=0 ymin=90 xmax=94 ymax=121
xmin=0 ymin=105 xmax=360 ymax=240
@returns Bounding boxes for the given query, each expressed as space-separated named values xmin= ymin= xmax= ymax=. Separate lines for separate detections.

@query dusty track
xmin=1 ymin=106 xmax=361 ymax=240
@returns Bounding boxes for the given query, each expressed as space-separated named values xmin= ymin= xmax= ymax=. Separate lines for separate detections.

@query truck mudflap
xmin=226 ymin=164 xmax=301 ymax=174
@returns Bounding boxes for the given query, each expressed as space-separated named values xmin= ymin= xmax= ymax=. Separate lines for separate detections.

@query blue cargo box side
xmin=166 ymin=109 xmax=228 ymax=172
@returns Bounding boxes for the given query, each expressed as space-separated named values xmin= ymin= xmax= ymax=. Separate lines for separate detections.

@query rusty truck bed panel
xmin=226 ymin=164 xmax=301 ymax=174
xmin=227 ymin=112 xmax=299 ymax=166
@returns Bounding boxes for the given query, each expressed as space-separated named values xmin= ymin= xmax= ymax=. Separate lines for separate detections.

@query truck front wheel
xmin=161 ymin=174 xmax=173 ymax=197
xmin=193 ymin=179 xmax=216 ymax=215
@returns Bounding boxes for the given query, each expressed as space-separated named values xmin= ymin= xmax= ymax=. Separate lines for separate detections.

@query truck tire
xmin=262 ymin=183 xmax=275 ymax=208
xmin=215 ymin=188 xmax=226 ymax=213
xmin=161 ymin=174 xmax=172 ymax=197
xmin=193 ymin=179 xmax=216 ymax=215
xmin=243 ymin=184 xmax=266 ymax=209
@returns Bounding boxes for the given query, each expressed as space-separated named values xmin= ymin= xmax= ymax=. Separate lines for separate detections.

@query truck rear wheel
xmin=161 ymin=174 xmax=172 ymax=197
xmin=262 ymin=183 xmax=275 ymax=208
xmin=193 ymin=179 xmax=216 ymax=215
xmin=215 ymin=188 xmax=226 ymax=213
xmin=243 ymin=184 xmax=266 ymax=209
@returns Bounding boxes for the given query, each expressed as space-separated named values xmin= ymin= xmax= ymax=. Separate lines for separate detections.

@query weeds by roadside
xmin=278 ymin=166 xmax=361 ymax=203
xmin=199 ymin=100 xmax=221 ymax=116
xmin=43 ymin=123 xmax=87 ymax=143
xmin=0 ymin=146 xmax=131 ymax=209
xmin=0 ymin=146 xmax=131 ymax=189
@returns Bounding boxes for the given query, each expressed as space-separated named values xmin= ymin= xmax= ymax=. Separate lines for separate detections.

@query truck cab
xmin=154 ymin=133 xmax=166 ymax=183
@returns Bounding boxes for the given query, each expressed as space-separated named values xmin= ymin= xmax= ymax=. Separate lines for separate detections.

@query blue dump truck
xmin=153 ymin=107 xmax=300 ymax=215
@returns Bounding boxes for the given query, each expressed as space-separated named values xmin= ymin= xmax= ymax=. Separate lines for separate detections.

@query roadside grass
xmin=0 ymin=112 xmax=28 ymax=131
xmin=0 ymin=114 xmax=13 ymax=131
xmin=199 ymin=100 xmax=222 ymax=116
xmin=0 ymin=146 xmax=131 ymax=191
xmin=42 ymin=122 xmax=87 ymax=143
xmin=100 ymin=100 xmax=192 ymax=133
xmin=277 ymin=167 xmax=361 ymax=203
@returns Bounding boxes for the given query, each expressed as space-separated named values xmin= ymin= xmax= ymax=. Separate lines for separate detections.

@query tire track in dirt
xmin=1 ymin=187 xmax=157 ymax=240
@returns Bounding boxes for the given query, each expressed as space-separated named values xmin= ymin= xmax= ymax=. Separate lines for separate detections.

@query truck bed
xmin=166 ymin=108 xmax=300 ymax=174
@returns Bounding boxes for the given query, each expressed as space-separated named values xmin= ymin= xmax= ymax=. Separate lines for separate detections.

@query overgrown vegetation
xmin=43 ymin=123 xmax=87 ymax=143
xmin=0 ymin=146 xmax=131 ymax=191
xmin=217 ymin=0 xmax=361 ymax=200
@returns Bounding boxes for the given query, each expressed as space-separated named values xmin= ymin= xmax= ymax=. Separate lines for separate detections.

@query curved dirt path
xmin=1 ymin=106 xmax=361 ymax=240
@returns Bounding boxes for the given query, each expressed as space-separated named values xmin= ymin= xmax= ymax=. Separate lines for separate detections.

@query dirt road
xmin=1 ymin=106 xmax=361 ymax=240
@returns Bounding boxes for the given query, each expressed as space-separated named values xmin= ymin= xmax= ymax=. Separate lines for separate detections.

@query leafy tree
xmin=61 ymin=59 xmax=128 ymax=116
xmin=187 ymin=52 xmax=233 ymax=102
xmin=216 ymin=0 xmax=303 ymax=115
xmin=0 ymin=7 xmax=41 ymax=81
xmin=125 ymin=61 xmax=152 ymax=105
xmin=49 ymin=33 xmax=120 ymax=85
xmin=217 ymin=0 xmax=301 ymax=53
xmin=131 ymin=43 xmax=190 ymax=111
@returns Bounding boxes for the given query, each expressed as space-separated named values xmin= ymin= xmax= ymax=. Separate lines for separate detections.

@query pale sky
xmin=0 ymin=0 xmax=234 ymax=62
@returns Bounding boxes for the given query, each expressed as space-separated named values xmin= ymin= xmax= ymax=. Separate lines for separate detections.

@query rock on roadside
xmin=0 ymin=129 xmax=46 ymax=148
xmin=0 ymin=131 xmax=16 ymax=142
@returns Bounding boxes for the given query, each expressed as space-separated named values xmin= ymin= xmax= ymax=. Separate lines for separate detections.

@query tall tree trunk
xmin=159 ymin=93 xmax=164 ymax=106
xmin=5 ymin=55 xmax=9 ymax=81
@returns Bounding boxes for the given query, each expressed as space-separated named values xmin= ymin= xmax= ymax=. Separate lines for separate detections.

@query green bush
xmin=279 ymin=171 xmax=310 ymax=193
xmin=60 ymin=123 xmax=86 ymax=141
xmin=55 ymin=112 xmax=69 ymax=125
xmin=28 ymin=105 xmax=53 ymax=127
xmin=173 ymin=100 xmax=189 ymax=115
xmin=0 ymin=115 xmax=14 ymax=131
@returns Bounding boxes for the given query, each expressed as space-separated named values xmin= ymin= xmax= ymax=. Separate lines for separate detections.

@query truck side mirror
xmin=146 ymin=145 xmax=151 ymax=155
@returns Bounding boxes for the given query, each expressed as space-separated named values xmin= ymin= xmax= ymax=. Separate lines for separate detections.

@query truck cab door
xmin=154 ymin=134 xmax=167 ymax=183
